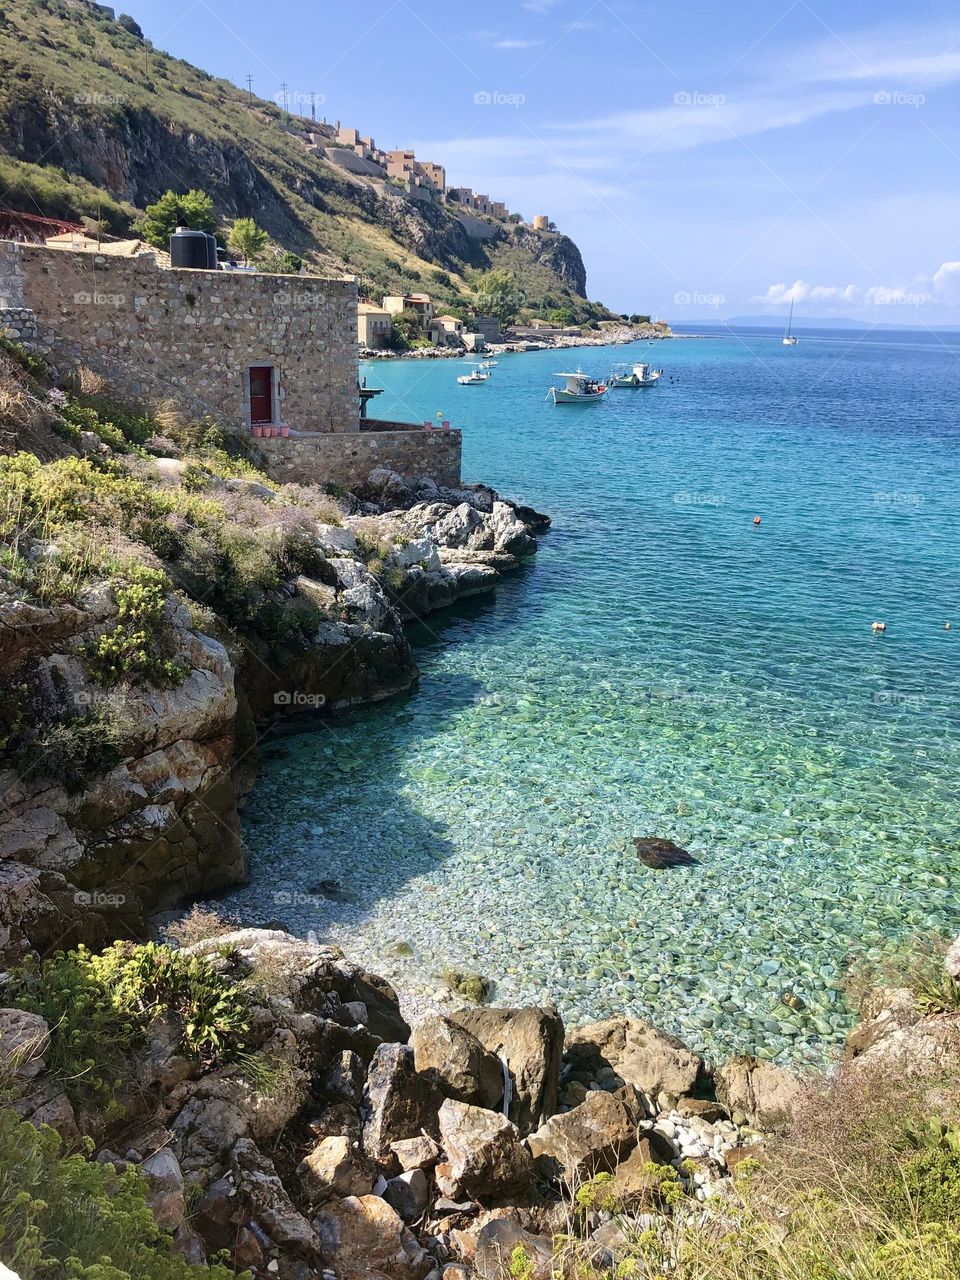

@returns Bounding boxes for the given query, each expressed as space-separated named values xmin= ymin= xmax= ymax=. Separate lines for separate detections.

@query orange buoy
xmin=753 ymin=516 xmax=761 ymax=525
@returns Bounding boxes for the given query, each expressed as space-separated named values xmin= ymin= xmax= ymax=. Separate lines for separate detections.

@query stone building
xmin=0 ymin=241 xmax=461 ymax=487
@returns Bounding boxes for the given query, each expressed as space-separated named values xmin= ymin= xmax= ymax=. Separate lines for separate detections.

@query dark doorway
xmin=249 ymin=366 xmax=273 ymax=424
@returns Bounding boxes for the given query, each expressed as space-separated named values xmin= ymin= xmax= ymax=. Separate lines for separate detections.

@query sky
xmin=126 ymin=0 xmax=960 ymax=324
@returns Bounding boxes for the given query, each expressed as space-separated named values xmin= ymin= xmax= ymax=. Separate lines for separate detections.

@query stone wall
xmin=0 ymin=307 xmax=38 ymax=345
xmin=0 ymin=241 xmax=358 ymax=432
xmin=257 ymin=428 xmax=462 ymax=488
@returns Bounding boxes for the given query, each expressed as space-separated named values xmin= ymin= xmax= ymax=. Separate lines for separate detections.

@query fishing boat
xmin=782 ymin=298 xmax=799 ymax=346
xmin=457 ymin=367 xmax=489 ymax=385
xmin=479 ymin=359 xmax=498 ymax=369
xmin=609 ymin=361 xmax=663 ymax=388
xmin=549 ymin=370 xmax=608 ymax=404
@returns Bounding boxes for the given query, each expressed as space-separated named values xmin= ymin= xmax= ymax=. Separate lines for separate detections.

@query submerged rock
xmin=632 ymin=837 xmax=698 ymax=869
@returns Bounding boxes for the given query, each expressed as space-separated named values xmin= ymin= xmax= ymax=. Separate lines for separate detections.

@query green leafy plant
xmin=84 ymin=565 xmax=188 ymax=687
xmin=0 ymin=1108 xmax=240 ymax=1279
xmin=227 ymin=216 xmax=268 ymax=266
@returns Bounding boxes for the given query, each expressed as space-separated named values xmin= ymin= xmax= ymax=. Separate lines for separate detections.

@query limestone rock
xmin=391 ymin=1135 xmax=441 ymax=1171
xmin=946 ymin=935 xmax=960 ymax=979
xmin=526 ymin=1089 xmax=636 ymax=1183
xmin=564 ymin=1017 xmax=703 ymax=1100
xmin=450 ymin=1007 xmax=563 ymax=1135
xmin=299 ymin=1134 xmax=370 ymax=1201
xmin=363 ymin=1043 xmax=442 ymax=1163
xmin=322 ymin=1049 xmax=366 ymax=1104
xmin=140 ymin=1148 xmax=185 ymax=1231
xmin=412 ymin=1014 xmax=503 ymax=1109
xmin=437 ymin=1099 xmax=535 ymax=1204
xmin=715 ymin=1057 xmax=803 ymax=1131
xmin=314 ymin=1194 xmax=432 ymax=1280
xmin=230 ymin=1137 xmax=320 ymax=1256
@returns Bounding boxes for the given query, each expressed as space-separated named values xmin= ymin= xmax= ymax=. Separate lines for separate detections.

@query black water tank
xmin=169 ymin=227 xmax=208 ymax=270
xmin=204 ymin=233 xmax=219 ymax=270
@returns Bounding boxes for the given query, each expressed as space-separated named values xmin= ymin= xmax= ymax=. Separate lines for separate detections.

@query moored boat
xmin=609 ymin=361 xmax=663 ymax=388
xmin=783 ymin=297 xmax=799 ymax=345
xmin=549 ymin=370 xmax=608 ymax=404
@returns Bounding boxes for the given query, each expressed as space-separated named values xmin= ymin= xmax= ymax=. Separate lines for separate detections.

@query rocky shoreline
xmin=4 ymin=920 xmax=956 ymax=1279
xmin=0 ymin=438 xmax=550 ymax=966
xmin=360 ymin=321 xmax=671 ymax=362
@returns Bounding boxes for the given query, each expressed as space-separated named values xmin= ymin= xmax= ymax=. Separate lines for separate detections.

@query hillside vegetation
xmin=0 ymin=0 xmax=608 ymax=321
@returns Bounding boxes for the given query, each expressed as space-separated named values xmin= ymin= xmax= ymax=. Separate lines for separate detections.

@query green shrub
xmin=6 ymin=942 xmax=250 ymax=1106
xmin=20 ymin=701 xmax=129 ymax=792
xmin=0 ymin=1108 xmax=240 ymax=1279
xmin=84 ymin=565 xmax=188 ymax=687
xmin=90 ymin=941 xmax=250 ymax=1066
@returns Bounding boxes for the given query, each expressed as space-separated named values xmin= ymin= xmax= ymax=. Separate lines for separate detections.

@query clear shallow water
xmin=221 ymin=329 xmax=960 ymax=1066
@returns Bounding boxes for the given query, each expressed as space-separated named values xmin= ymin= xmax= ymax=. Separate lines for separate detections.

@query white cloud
xmin=521 ymin=0 xmax=561 ymax=11
xmin=755 ymin=264 xmax=960 ymax=310
xmin=493 ymin=38 xmax=544 ymax=49
xmin=788 ymin=26 xmax=960 ymax=87
xmin=932 ymin=261 xmax=960 ymax=304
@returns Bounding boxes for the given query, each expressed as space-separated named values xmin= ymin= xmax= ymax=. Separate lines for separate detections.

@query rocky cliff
xmin=0 ymin=1 xmax=596 ymax=318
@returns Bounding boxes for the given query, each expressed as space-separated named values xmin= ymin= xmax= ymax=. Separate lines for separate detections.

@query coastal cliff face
xmin=0 ymin=462 xmax=546 ymax=964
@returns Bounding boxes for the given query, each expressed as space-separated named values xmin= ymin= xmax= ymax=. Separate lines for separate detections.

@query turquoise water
xmin=226 ymin=329 xmax=960 ymax=1066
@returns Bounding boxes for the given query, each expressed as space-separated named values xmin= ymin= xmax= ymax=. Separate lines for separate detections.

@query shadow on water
xmin=204 ymin=658 xmax=491 ymax=946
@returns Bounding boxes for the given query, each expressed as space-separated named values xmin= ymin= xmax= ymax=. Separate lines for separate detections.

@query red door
xmin=249 ymin=366 xmax=273 ymax=424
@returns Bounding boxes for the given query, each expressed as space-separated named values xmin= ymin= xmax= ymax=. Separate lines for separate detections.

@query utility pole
xmin=309 ymin=92 xmax=316 ymax=121
xmin=245 ymin=74 xmax=254 ymax=103
xmin=280 ymin=82 xmax=288 ymax=114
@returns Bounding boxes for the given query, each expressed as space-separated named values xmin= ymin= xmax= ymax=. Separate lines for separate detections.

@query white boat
xmin=457 ymin=367 xmax=489 ymax=385
xmin=549 ymin=370 xmax=608 ymax=404
xmin=782 ymin=298 xmax=799 ymax=346
xmin=479 ymin=359 xmax=498 ymax=369
xmin=609 ymin=361 xmax=663 ymax=388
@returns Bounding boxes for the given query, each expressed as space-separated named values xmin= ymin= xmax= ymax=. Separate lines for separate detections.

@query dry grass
xmin=163 ymin=904 xmax=237 ymax=949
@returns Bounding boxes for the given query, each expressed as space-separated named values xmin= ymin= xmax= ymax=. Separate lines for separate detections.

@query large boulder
xmin=564 ymin=1017 xmax=703 ymax=1101
xmin=437 ymin=1099 xmax=536 ymax=1204
xmin=451 ymin=1007 xmax=563 ymax=1135
xmin=314 ymin=1194 xmax=432 ymax=1280
xmin=412 ymin=1014 xmax=503 ymax=1109
xmin=715 ymin=1057 xmax=803 ymax=1131
xmin=362 ymin=1043 xmax=442 ymax=1164
xmin=526 ymin=1089 xmax=636 ymax=1183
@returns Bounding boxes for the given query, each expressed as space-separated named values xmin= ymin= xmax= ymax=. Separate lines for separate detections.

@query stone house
xmin=0 ymin=241 xmax=462 ymax=487
xmin=427 ymin=314 xmax=465 ymax=346
xmin=382 ymin=293 xmax=433 ymax=330
xmin=357 ymin=301 xmax=393 ymax=349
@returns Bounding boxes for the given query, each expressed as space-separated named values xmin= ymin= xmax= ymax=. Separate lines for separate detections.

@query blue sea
xmin=224 ymin=326 xmax=960 ymax=1066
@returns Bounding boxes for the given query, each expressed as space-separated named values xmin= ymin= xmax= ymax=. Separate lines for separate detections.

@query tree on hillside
xmin=227 ymin=218 xmax=268 ymax=267
xmin=548 ymin=307 xmax=574 ymax=326
xmin=475 ymin=269 xmax=523 ymax=326
xmin=142 ymin=189 xmax=217 ymax=248
xmin=272 ymin=250 xmax=303 ymax=275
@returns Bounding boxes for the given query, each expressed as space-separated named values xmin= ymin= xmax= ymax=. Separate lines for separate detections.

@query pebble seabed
xmin=216 ymin=589 xmax=958 ymax=1072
